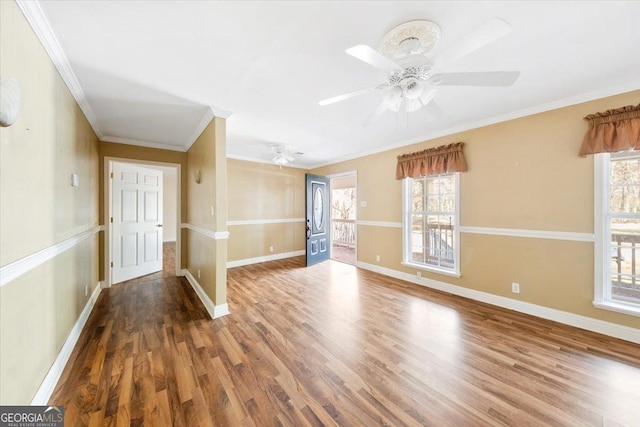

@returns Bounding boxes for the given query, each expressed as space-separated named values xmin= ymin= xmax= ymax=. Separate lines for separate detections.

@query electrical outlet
xmin=269 ymin=246 xmax=274 ymax=252
xmin=417 ymin=272 xmax=422 ymax=279
xmin=84 ymin=284 xmax=88 ymax=296
xmin=376 ymin=254 xmax=380 ymax=262
xmin=512 ymin=282 xmax=520 ymax=294
xmin=198 ymin=269 xmax=201 ymax=279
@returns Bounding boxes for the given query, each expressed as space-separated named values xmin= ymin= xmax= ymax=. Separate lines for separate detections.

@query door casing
xmin=327 ymin=170 xmax=358 ymax=263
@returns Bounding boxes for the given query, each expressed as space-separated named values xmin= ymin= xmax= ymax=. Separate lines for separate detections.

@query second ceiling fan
xmin=319 ymin=18 xmax=520 ymax=124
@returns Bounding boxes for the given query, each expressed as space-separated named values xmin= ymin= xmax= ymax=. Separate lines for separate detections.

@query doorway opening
xmin=105 ymin=158 xmax=181 ymax=286
xmin=330 ymin=172 xmax=357 ymax=265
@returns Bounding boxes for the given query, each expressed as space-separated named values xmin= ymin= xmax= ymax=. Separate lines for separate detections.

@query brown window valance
xmin=396 ymin=142 xmax=467 ymax=180
xmin=579 ymin=104 xmax=640 ymax=156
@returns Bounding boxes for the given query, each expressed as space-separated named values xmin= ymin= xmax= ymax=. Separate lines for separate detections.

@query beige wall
xmin=313 ymin=90 xmax=640 ymax=329
xmin=227 ymin=159 xmax=306 ymax=262
xmin=186 ymin=118 xmax=227 ymax=306
xmin=0 ymin=0 xmax=100 ymax=404
xmin=162 ymin=167 xmax=178 ymax=242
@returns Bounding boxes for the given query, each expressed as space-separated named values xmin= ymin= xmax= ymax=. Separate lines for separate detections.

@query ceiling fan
xmin=319 ymin=18 xmax=520 ymax=124
xmin=268 ymin=144 xmax=303 ymax=167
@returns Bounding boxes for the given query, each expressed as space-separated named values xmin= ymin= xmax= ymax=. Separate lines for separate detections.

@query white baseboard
xmin=183 ymin=270 xmax=230 ymax=319
xmin=213 ymin=303 xmax=230 ymax=318
xmin=227 ymin=250 xmax=305 ymax=268
xmin=356 ymin=261 xmax=640 ymax=344
xmin=31 ymin=284 xmax=102 ymax=405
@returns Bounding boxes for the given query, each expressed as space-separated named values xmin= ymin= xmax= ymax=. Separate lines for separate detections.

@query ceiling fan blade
xmin=346 ymin=45 xmax=402 ymax=72
xmin=430 ymin=71 xmax=520 ymax=87
xmin=319 ymin=85 xmax=381 ymax=106
xmin=432 ymin=18 xmax=512 ymax=69
xmin=363 ymin=100 xmax=388 ymax=127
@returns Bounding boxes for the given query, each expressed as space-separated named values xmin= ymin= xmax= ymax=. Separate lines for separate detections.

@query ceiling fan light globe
xmin=385 ymin=98 xmax=400 ymax=112
xmin=383 ymin=86 xmax=403 ymax=109
xmin=404 ymin=79 xmax=423 ymax=100
xmin=273 ymin=155 xmax=288 ymax=166
xmin=406 ymin=98 xmax=422 ymax=112
xmin=419 ymin=88 xmax=437 ymax=105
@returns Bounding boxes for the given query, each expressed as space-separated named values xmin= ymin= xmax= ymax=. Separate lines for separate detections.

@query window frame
xmin=402 ymin=173 xmax=461 ymax=278
xmin=593 ymin=152 xmax=640 ymax=317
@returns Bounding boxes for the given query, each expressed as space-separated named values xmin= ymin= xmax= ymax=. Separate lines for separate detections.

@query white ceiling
xmin=27 ymin=1 xmax=640 ymax=168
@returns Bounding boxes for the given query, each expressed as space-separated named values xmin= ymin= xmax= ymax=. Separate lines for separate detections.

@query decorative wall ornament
xmin=0 ymin=78 xmax=21 ymax=127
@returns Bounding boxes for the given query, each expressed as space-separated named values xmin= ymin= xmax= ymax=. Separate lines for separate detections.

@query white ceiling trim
xmin=308 ymin=81 xmax=640 ymax=169
xmin=184 ymin=107 xmax=215 ymax=151
xmin=16 ymin=0 xmax=103 ymax=139
xmin=227 ymin=153 xmax=309 ymax=170
xmin=18 ymin=0 xmax=234 ymax=151
xmin=102 ymin=135 xmax=187 ymax=152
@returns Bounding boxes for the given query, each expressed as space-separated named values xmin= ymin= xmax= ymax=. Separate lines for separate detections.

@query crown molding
xmin=210 ymin=106 xmax=233 ymax=120
xmin=308 ymin=81 xmax=640 ymax=169
xmin=183 ymin=107 xmax=215 ymax=151
xmin=101 ymin=135 xmax=187 ymax=152
xmin=16 ymin=0 xmax=104 ymax=139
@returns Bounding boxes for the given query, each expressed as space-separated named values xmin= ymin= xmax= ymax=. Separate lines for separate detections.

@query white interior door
xmin=111 ymin=162 xmax=163 ymax=284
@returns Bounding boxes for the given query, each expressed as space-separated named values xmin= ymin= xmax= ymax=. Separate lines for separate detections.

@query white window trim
xmin=402 ymin=173 xmax=461 ymax=278
xmin=593 ymin=153 xmax=640 ymax=317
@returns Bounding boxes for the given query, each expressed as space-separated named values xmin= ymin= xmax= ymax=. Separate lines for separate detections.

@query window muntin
xmin=403 ymin=174 xmax=460 ymax=276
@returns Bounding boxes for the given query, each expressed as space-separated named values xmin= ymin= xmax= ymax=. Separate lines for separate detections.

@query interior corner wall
xmin=98 ymin=141 xmax=188 ymax=278
xmin=186 ymin=118 xmax=228 ymax=307
xmin=162 ymin=168 xmax=178 ymax=242
xmin=312 ymin=89 xmax=640 ymax=330
xmin=0 ymin=0 xmax=100 ymax=404
xmin=227 ymin=159 xmax=308 ymax=264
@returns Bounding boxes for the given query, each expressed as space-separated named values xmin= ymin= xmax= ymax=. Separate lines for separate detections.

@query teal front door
xmin=306 ymin=173 xmax=330 ymax=266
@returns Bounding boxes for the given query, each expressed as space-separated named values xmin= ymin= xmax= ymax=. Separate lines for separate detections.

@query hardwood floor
xmin=50 ymin=257 xmax=640 ymax=426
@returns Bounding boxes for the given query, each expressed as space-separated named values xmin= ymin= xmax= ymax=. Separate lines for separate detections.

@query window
xmin=402 ymin=173 xmax=460 ymax=277
xmin=594 ymin=151 xmax=640 ymax=316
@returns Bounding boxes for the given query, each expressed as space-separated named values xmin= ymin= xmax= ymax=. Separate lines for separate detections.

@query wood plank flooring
xmin=50 ymin=257 xmax=640 ymax=426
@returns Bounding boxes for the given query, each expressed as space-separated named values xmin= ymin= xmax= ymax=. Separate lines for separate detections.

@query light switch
xmin=71 ymin=173 xmax=79 ymax=187
xmin=360 ymin=200 xmax=367 ymax=208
